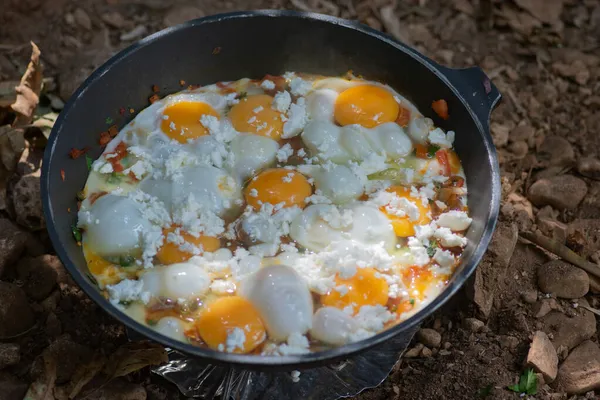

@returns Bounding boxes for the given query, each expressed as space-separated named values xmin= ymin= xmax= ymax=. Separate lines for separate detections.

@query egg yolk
xmin=156 ymin=226 xmax=220 ymax=265
xmin=334 ymin=85 xmax=400 ymax=128
xmin=196 ymin=296 xmax=266 ymax=353
xmin=228 ymin=95 xmax=284 ymax=139
xmin=160 ymin=101 xmax=219 ymax=143
xmin=382 ymin=186 xmax=431 ymax=237
xmin=447 ymin=149 xmax=462 ymax=175
xmin=244 ymin=168 xmax=312 ymax=210
xmin=402 ymin=265 xmax=435 ymax=301
xmin=321 ymin=267 xmax=389 ymax=312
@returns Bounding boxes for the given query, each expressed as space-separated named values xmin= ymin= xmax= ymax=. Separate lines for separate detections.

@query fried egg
xmin=310 ymin=307 xmax=357 ymax=346
xmin=244 ymin=168 xmax=312 ymax=210
xmin=299 ymin=164 xmax=364 ymax=205
xmin=155 ymin=226 xmax=220 ymax=265
xmin=229 ymin=94 xmax=285 ymax=139
xmin=154 ymin=317 xmax=187 ymax=342
xmin=321 ymin=267 xmax=389 ymax=311
xmin=140 ymin=262 xmax=211 ymax=299
xmin=381 ymin=186 xmax=431 ymax=238
xmin=230 ymin=134 xmax=279 ymax=181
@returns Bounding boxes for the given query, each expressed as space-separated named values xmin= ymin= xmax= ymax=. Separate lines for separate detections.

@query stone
xmin=0 ymin=371 xmax=28 ymax=400
xmin=12 ymin=171 xmax=45 ymax=231
xmin=0 ymin=219 xmax=28 ymax=277
xmin=538 ymin=136 xmax=575 ymax=167
xmin=16 ymin=256 xmax=58 ymax=300
xmin=537 ymin=260 xmax=589 ymax=299
xmin=101 ymin=11 xmax=129 ymax=29
xmin=0 ymin=282 xmax=35 ymax=339
xmin=120 ymin=26 xmax=148 ymax=42
xmin=510 ymin=124 xmax=535 ymax=143
xmin=465 ymin=221 xmax=518 ymax=320
xmin=536 ymin=216 xmax=568 ymax=244
xmin=577 ymin=157 xmax=600 ymax=179
xmin=0 ymin=343 xmax=20 ymax=369
xmin=528 ymin=175 xmax=588 ymax=210
xmin=499 ymin=335 xmax=520 ymax=352
xmin=526 ymin=331 xmax=558 ymax=382
xmin=73 ymin=8 xmax=92 ymax=30
xmin=508 ymin=140 xmax=528 ymax=159
xmin=555 ymin=340 xmax=600 ymax=394
xmin=420 ymin=346 xmax=433 ymax=358
xmin=417 ymin=328 xmax=441 ymax=348
xmin=404 ymin=343 xmax=424 ymax=358
xmin=163 ymin=6 xmax=205 ymax=27
xmin=542 ymin=300 xmax=596 ymax=350
xmin=45 ymin=312 xmax=62 ymax=339
xmin=590 ymin=274 xmax=600 ymax=294
xmin=521 ymin=290 xmax=538 ymax=304
xmin=463 ymin=317 xmax=485 ymax=332
xmin=533 ymin=298 xmax=560 ymax=319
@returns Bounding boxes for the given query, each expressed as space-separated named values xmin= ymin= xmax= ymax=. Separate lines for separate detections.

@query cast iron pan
xmin=41 ymin=10 xmax=501 ymax=370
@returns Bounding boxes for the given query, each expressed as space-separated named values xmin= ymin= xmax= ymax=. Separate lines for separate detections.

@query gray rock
xmin=537 ymin=260 xmax=589 ymax=299
xmin=538 ymin=136 xmax=575 ymax=167
xmin=555 ymin=340 xmax=600 ymax=394
xmin=417 ymin=328 xmax=441 ymax=348
xmin=542 ymin=299 xmax=596 ymax=350
xmin=17 ymin=256 xmax=58 ymax=300
xmin=463 ymin=317 xmax=485 ymax=332
xmin=0 ymin=371 xmax=28 ymax=400
xmin=528 ymin=175 xmax=588 ymax=210
xmin=12 ymin=171 xmax=45 ymax=231
xmin=0 ymin=343 xmax=19 ymax=369
xmin=0 ymin=219 xmax=28 ymax=277
xmin=577 ymin=157 xmax=600 ymax=179
xmin=0 ymin=282 xmax=35 ymax=339
xmin=526 ymin=331 xmax=558 ymax=382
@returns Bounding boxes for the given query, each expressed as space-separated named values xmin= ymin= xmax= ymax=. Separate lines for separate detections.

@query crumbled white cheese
xmin=260 ymin=79 xmax=275 ymax=90
xmin=278 ymin=332 xmax=310 ymax=355
xmin=123 ymin=161 xmax=149 ymax=180
xmin=210 ymin=280 xmax=236 ymax=295
xmin=200 ymin=115 xmax=238 ymax=143
xmin=276 ymin=143 xmax=294 ymax=162
xmin=291 ymin=370 xmax=301 ymax=383
xmin=106 ymin=279 xmax=150 ymax=305
xmin=435 ymin=200 xmax=447 ymax=210
xmin=289 ymin=77 xmax=312 ymax=96
xmin=93 ymin=160 xmax=114 ymax=174
xmin=428 ymin=128 xmax=454 ymax=149
xmin=171 ymin=193 xmax=225 ymax=237
xmin=253 ymin=105 xmax=264 ymax=114
xmin=348 ymin=305 xmax=395 ymax=342
xmin=436 ymin=210 xmax=472 ymax=231
xmin=282 ymin=172 xmax=294 ymax=183
xmin=225 ymin=327 xmax=246 ymax=353
xmin=282 ymin=98 xmax=307 ymax=139
xmin=433 ymin=248 xmax=455 ymax=269
xmin=297 ymin=148 xmax=307 ymax=158
xmin=433 ymin=227 xmax=467 ymax=248
xmin=272 ymin=90 xmax=292 ymax=112
xmin=249 ymin=188 xmax=259 ymax=197
xmin=247 ymin=116 xmax=257 ymax=124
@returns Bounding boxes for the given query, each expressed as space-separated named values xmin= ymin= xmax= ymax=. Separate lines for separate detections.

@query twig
xmin=520 ymin=231 xmax=600 ymax=279
xmin=579 ymin=305 xmax=600 ymax=317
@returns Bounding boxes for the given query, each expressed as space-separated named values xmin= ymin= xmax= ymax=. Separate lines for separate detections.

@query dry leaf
xmin=23 ymin=351 xmax=58 ymax=400
xmin=11 ymin=42 xmax=43 ymax=127
xmin=0 ymin=125 xmax=26 ymax=210
xmin=31 ymin=111 xmax=59 ymax=139
xmin=103 ymin=341 xmax=168 ymax=381
xmin=68 ymin=352 xmax=107 ymax=399
xmin=380 ymin=5 xmax=410 ymax=44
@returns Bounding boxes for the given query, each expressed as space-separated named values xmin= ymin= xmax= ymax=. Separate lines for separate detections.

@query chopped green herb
xmin=409 ymin=298 xmax=415 ymax=305
xmin=478 ymin=384 xmax=493 ymax=398
xmin=105 ymin=117 xmax=113 ymax=124
xmin=390 ymin=304 xmax=398 ymax=312
xmin=507 ymin=369 xmax=537 ymax=395
xmin=367 ymin=167 xmax=402 ymax=181
xmin=119 ymin=300 xmax=131 ymax=306
xmin=147 ymin=319 xmax=158 ymax=326
xmin=118 ymin=255 xmax=135 ymax=267
xmin=238 ymin=91 xmax=247 ymax=100
xmin=76 ymin=190 xmax=86 ymax=201
xmin=427 ymin=145 xmax=440 ymax=158
xmin=426 ymin=241 xmax=438 ymax=257
xmin=85 ymin=154 xmax=93 ymax=171
xmin=71 ymin=224 xmax=82 ymax=242
xmin=107 ymin=172 xmax=121 ymax=184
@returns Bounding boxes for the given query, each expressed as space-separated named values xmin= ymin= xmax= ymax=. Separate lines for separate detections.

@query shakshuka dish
xmin=74 ymin=72 xmax=471 ymax=355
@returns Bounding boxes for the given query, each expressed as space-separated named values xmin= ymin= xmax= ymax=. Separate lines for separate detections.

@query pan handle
xmin=438 ymin=66 xmax=501 ymax=133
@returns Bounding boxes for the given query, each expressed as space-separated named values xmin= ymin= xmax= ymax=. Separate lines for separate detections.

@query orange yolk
xmin=196 ymin=296 xmax=266 ymax=353
xmin=334 ymin=85 xmax=400 ymax=128
xmin=447 ymin=149 xmax=462 ymax=175
xmin=156 ymin=226 xmax=220 ymax=265
xmin=228 ymin=94 xmax=284 ymax=139
xmin=160 ymin=101 xmax=219 ymax=143
xmin=321 ymin=267 xmax=389 ymax=312
xmin=244 ymin=168 xmax=312 ymax=210
xmin=402 ymin=266 xmax=435 ymax=301
xmin=381 ymin=186 xmax=431 ymax=237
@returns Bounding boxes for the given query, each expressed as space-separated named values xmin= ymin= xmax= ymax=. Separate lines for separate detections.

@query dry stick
xmin=519 ymin=231 xmax=600 ymax=280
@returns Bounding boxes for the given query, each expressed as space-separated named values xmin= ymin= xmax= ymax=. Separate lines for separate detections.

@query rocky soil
xmin=1 ymin=0 xmax=600 ymax=399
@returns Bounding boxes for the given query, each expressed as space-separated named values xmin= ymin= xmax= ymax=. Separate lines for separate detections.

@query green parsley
xmin=409 ymin=298 xmax=415 ymax=305
xmin=118 ymin=255 xmax=135 ymax=267
xmin=76 ymin=190 xmax=86 ymax=201
xmin=107 ymin=172 xmax=121 ymax=184
xmin=367 ymin=168 xmax=402 ymax=181
xmin=71 ymin=224 xmax=82 ymax=242
xmin=105 ymin=117 xmax=113 ymax=124
xmin=507 ymin=369 xmax=537 ymax=395
xmin=85 ymin=154 xmax=93 ymax=171
xmin=147 ymin=319 xmax=158 ymax=326
xmin=426 ymin=241 xmax=438 ymax=257
xmin=427 ymin=144 xmax=440 ymax=158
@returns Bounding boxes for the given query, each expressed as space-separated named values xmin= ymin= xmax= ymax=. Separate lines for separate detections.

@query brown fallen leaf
xmin=23 ymin=350 xmax=58 ymax=400
xmin=380 ymin=4 xmax=410 ymax=44
xmin=103 ymin=341 xmax=168 ymax=381
xmin=11 ymin=42 xmax=43 ymax=127
xmin=67 ymin=352 xmax=107 ymax=399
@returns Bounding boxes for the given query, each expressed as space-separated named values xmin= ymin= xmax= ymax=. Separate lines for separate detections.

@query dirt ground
xmin=1 ymin=0 xmax=600 ymax=399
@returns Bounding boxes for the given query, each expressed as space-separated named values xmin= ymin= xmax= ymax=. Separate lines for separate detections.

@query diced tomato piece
xmin=432 ymin=99 xmax=449 ymax=120
xmin=435 ymin=149 xmax=451 ymax=176
xmin=415 ymin=144 xmax=428 ymax=159
xmin=395 ymin=105 xmax=411 ymax=127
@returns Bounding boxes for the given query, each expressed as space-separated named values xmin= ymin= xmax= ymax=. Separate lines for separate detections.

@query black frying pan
xmin=41 ymin=10 xmax=501 ymax=370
